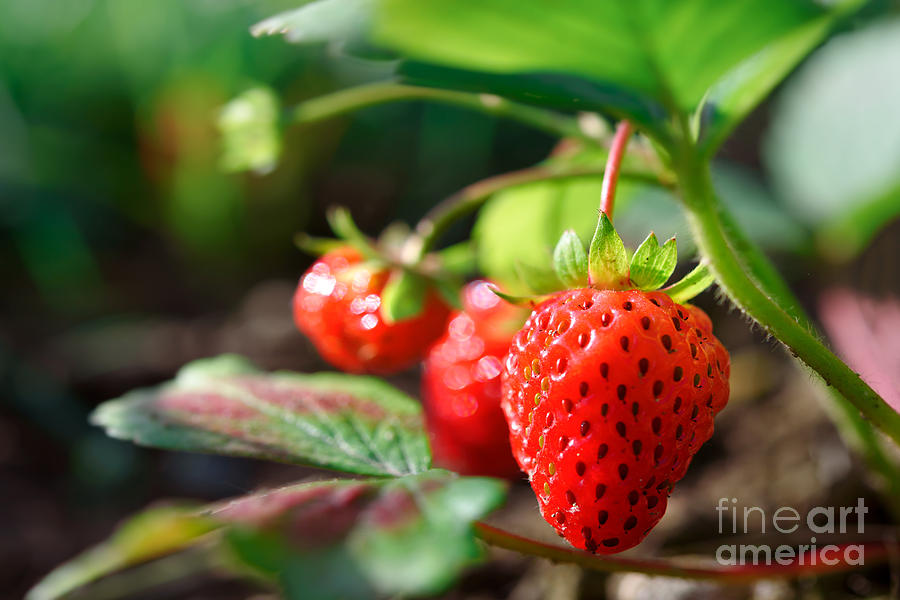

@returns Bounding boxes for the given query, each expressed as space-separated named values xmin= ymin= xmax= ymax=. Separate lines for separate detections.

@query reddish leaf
xmin=92 ymin=355 xmax=431 ymax=476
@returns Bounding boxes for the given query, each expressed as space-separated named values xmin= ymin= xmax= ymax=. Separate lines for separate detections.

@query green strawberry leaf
xmin=29 ymin=472 xmax=507 ymax=600
xmin=375 ymin=0 xmax=825 ymax=129
xmin=473 ymin=178 xmax=605 ymax=294
xmin=629 ymin=233 xmax=677 ymax=290
xmin=26 ymin=506 xmax=215 ymax=600
xmin=664 ymin=263 xmax=716 ymax=304
xmin=552 ymin=230 xmax=589 ymax=288
xmin=91 ymin=355 xmax=431 ymax=477
xmin=217 ymin=87 xmax=282 ymax=174
xmin=587 ymin=212 xmax=629 ymax=289
xmin=217 ymin=471 xmax=507 ymax=599
xmin=380 ymin=269 xmax=428 ymax=323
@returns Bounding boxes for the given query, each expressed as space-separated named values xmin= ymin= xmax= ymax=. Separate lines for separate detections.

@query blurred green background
xmin=2 ymin=1 xmax=900 ymax=598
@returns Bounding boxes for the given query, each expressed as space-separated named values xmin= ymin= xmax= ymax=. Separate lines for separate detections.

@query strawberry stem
xmin=403 ymin=163 xmax=670 ymax=263
xmin=674 ymin=143 xmax=900 ymax=509
xmin=287 ymin=82 xmax=591 ymax=142
xmin=475 ymin=522 xmax=895 ymax=582
xmin=599 ymin=120 xmax=634 ymax=220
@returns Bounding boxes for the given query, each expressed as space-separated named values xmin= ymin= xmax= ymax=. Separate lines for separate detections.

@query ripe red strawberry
xmin=293 ymin=247 xmax=451 ymax=374
xmin=423 ymin=280 xmax=526 ymax=478
xmin=502 ymin=288 xmax=729 ymax=553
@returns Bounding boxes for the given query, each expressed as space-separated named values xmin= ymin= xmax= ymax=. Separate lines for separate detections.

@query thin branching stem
xmin=286 ymin=81 xmax=591 ymax=142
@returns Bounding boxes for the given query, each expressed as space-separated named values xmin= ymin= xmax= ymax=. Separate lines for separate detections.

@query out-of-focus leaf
xmin=30 ymin=472 xmax=507 ymax=600
xmin=614 ymin=163 xmax=808 ymax=255
xmin=214 ymin=471 xmax=507 ymax=599
xmin=473 ymin=178 xmax=605 ymax=293
xmin=514 ymin=261 xmax=564 ymax=296
xmin=765 ymin=19 xmax=900 ymax=249
xmin=376 ymin=0 xmax=824 ymax=126
xmin=26 ymin=506 xmax=215 ymax=600
xmin=91 ymin=355 xmax=430 ymax=477
xmin=698 ymin=0 xmax=865 ymax=155
xmin=816 ymin=182 xmax=900 ymax=262
xmin=251 ymin=0 xmax=373 ymax=47
xmin=217 ymin=87 xmax=282 ymax=174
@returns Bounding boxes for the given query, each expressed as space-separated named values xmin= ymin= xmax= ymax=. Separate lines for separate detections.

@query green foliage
xmin=630 ymin=233 xmax=677 ymax=290
xmin=697 ymin=7 xmax=847 ymax=156
xmin=92 ymin=355 xmax=431 ymax=477
xmin=218 ymin=472 xmax=506 ymax=599
xmin=552 ymin=230 xmax=589 ymax=288
xmin=587 ymin=212 xmax=629 ymax=289
xmin=375 ymin=0 xmax=824 ymax=134
xmin=765 ymin=17 xmax=900 ymax=261
xmin=30 ymin=473 xmax=506 ymax=600
xmin=473 ymin=178 xmax=604 ymax=293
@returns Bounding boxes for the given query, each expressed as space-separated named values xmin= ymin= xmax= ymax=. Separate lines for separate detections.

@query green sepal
xmin=552 ymin=230 xmax=589 ymax=288
xmin=427 ymin=274 xmax=463 ymax=310
xmin=381 ymin=269 xmax=428 ymax=323
xmin=293 ymin=232 xmax=347 ymax=256
xmin=587 ymin=212 xmax=629 ymax=289
xmin=511 ymin=261 xmax=563 ymax=295
xmin=488 ymin=286 xmax=544 ymax=308
xmin=326 ymin=207 xmax=381 ymax=260
xmin=663 ymin=263 xmax=716 ymax=304
xmin=629 ymin=233 xmax=677 ymax=289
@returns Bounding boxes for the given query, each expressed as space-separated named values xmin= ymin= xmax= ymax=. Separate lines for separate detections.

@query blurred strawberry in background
xmin=423 ymin=280 xmax=527 ymax=478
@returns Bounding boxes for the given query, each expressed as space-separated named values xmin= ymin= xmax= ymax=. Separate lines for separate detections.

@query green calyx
xmin=294 ymin=207 xmax=466 ymax=323
xmin=493 ymin=214 xmax=716 ymax=306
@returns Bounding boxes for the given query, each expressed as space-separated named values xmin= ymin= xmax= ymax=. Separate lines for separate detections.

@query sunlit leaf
xmin=92 ymin=355 xmax=431 ymax=477
xmin=376 ymin=0 xmax=824 ymax=126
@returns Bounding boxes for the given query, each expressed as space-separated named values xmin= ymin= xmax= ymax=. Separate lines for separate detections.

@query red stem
xmin=599 ymin=120 xmax=634 ymax=220
xmin=475 ymin=522 xmax=897 ymax=582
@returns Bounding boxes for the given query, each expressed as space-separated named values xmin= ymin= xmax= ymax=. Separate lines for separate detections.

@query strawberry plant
xmin=29 ymin=1 xmax=900 ymax=599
